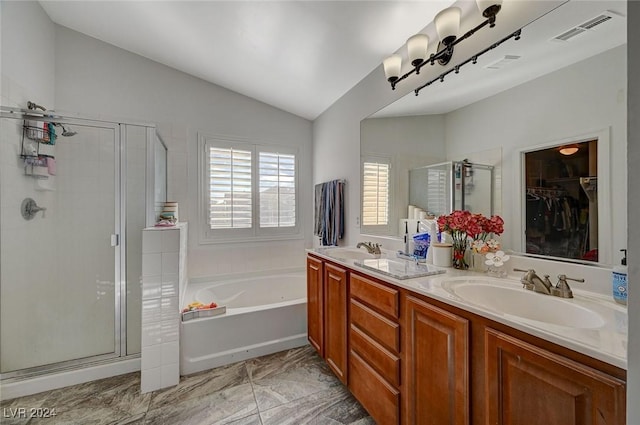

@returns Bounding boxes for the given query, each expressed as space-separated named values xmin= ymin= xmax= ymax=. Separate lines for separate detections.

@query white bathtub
xmin=180 ymin=271 xmax=308 ymax=375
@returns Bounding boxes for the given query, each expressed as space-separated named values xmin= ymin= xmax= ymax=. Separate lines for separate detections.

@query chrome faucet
xmin=357 ymin=242 xmax=381 ymax=255
xmin=513 ymin=268 xmax=552 ymax=295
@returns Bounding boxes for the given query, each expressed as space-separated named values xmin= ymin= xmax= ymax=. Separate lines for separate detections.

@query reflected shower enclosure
xmin=0 ymin=106 xmax=167 ymax=379
xmin=409 ymin=160 xmax=494 ymax=217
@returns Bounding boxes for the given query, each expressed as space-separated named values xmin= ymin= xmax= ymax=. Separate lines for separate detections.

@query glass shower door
xmin=0 ymin=118 xmax=120 ymax=375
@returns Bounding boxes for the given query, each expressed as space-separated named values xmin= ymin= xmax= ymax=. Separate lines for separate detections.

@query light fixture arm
xmin=389 ymin=9 xmax=501 ymax=91
xmin=413 ymin=28 xmax=522 ymax=96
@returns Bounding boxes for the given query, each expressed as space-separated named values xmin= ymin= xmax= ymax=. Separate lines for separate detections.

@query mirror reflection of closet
xmin=524 ymin=140 xmax=597 ymax=262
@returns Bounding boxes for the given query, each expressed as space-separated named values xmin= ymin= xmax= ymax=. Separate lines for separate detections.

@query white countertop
xmin=308 ymin=247 xmax=628 ymax=370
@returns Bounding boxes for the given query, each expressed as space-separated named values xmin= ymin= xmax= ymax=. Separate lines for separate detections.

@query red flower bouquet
xmin=437 ymin=211 xmax=504 ymax=269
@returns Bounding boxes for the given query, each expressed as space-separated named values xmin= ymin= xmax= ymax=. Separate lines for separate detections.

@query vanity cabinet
xmin=404 ymin=295 xmax=469 ymax=425
xmin=485 ymin=328 xmax=626 ymax=425
xmin=305 ymin=254 xmax=626 ymax=425
xmin=324 ymin=262 xmax=348 ymax=383
xmin=349 ymin=272 xmax=402 ymax=425
xmin=306 ymin=255 xmax=324 ymax=356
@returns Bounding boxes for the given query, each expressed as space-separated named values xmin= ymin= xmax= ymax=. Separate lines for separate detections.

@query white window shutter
xmin=208 ymin=147 xmax=252 ymax=229
xmin=259 ymin=152 xmax=296 ymax=228
xmin=362 ymin=162 xmax=389 ymax=226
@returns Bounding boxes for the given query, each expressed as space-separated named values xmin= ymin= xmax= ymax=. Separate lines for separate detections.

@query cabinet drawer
xmin=350 ymin=299 xmax=400 ymax=353
xmin=350 ymin=273 xmax=399 ymax=319
xmin=349 ymin=350 xmax=400 ymax=425
xmin=350 ymin=324 xmax=400 ymax=387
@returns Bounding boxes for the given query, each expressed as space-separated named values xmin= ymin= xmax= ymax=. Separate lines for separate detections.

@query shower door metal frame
xmin=0 ymin=107 xmax=150 ymax=380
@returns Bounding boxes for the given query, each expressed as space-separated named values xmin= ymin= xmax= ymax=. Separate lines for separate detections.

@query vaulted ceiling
xmin=39 ymin=1 xmax=626 ymax=121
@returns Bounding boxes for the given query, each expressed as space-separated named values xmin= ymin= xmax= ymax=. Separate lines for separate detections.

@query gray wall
xmin=53 ymin=25 xmax=314 ymax=279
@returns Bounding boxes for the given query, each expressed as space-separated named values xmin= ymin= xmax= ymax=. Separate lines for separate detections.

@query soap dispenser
xmin=612 ymin=248 xmax=627 ymax=305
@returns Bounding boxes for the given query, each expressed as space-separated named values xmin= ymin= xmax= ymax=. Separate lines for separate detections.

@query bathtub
xmin=180 ymin=270 xmax=308 ymax=375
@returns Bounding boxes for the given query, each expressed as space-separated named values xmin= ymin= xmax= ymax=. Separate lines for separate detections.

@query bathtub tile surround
xmin=0 ymin=346 xmax=372 ymax=425
xmin=141 ymin=223 xmax=188 ymax=393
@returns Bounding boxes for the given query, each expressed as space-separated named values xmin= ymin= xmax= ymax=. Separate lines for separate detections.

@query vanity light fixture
xmin=559 ymin=145 xmax=579 ymax=155
xmin=383 ymin=0 xmax=521 ymax=96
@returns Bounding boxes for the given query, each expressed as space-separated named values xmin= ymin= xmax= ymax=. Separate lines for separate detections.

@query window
xmin=259 ymin=152 xmax=296 ymax=228
xmin=200 ymin=135 xmax=298 ymax=242
xmin=209 ymin=147 xmax=252 ymax=229
xmin=361 ymin=158 xmax=390 ymax=234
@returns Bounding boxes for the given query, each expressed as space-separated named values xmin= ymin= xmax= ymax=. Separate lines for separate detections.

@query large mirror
xmin=360 ymin=0 xmax=626 ymax=266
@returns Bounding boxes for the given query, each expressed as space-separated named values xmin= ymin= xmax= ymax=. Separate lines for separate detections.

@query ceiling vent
xmin=484 ymin=55 xmax=521 ymax=70
xmin=552 ymin=11 xmax=621 ymax=42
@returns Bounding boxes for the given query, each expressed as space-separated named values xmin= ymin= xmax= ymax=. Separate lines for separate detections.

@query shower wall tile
xmin=161 ymin=252 xmax=179 ymax=275
xmin=142 ymin=253 xmax=162 ymax=277
xmin=162 ymin=341 xmax=179 ymax=364
xmin=142 ymin=298 xmax=161 ymax=323
xmin=142 ymin=275 xmax=162 ymax=300
xmin=142 ymin=322 xmax=162 ymax=347
xmin=160 ymin=320 xmax=179 ymax=343
xmin=161 ymin=273 xmax=178 ymax=298
xmin=141 ymin=225 xmax=187 ymax=394
xmin=141 ymin=368 xmax=162 ymax=394
xmin=143 ymin=231 xmax=163 ymax=254
xmin=161 ymin=363 xmax=180 ymax=388
xmin=162 ymin=229 xmax=180 ymax=252
xmin=161 ymin=296 xmax=178 ymax=322
xmin=142 ymin=344 xmax=162 ymax=370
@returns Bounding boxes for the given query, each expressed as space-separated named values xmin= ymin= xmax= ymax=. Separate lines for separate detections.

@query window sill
xmin=198 ymin=232 xmax=304 ymax=245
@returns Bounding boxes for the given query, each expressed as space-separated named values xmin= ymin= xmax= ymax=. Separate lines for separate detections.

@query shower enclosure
xmin=0 ymin=106 xmax=167 ymax=379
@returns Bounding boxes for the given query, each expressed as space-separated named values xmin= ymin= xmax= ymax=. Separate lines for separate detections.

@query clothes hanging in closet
xmin=525 ymin=189 xmax=586 ymax=259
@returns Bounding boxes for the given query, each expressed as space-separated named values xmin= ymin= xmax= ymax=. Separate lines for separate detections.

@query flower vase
xmin=472 ymin=252 xmax=488 ymax=272
xmin=452 ymin=239 xmax=469 ymax=270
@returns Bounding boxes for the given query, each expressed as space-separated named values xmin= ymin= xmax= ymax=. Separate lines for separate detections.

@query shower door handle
xmin=111 ymin=234 xmax=119 ymax=247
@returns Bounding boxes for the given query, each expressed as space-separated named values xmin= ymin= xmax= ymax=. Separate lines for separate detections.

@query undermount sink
xmin=440 ymin=277 xmax=605 ymax=329
xmin=322 ymin=247 xmax=383 ymax=261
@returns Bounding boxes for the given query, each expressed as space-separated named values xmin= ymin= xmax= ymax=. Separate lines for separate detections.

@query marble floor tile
xmin=28 ymin=372 xmax=152 ymax=425
xmin=251 ymin=358 xmax=341 ymax=412
xmin=223 ymin=413 xmax=263 ymax=425
xmin=246 ymin=345 xmax=324 ymax=382
xmin=1 ymin=345 xmax=374 ymax=425
xmin=0 ymin=391 xmax=51 ymax=425
xmin=259 ymin=385 xmax=373 ymax=425
xmin=109 ymin=412 xmax=146 ymax=425
xmin=143 ymin=382 xmax=257 ymax=425
xmin=148 ymin=361 xmax=249 ymax=410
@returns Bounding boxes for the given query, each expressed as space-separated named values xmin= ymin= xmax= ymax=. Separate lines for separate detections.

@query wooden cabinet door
xmin=324 ymin=262 xmax=348 ymax=384
xmin=404 ymin=296 xmax=469 ymax=425
xmin=485 ymin=328 xmax=626 ymax=425
xmin=306 ymin=256 xmax=324 ymax=356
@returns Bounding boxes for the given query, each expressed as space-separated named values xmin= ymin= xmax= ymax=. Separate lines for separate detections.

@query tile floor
xmin=1 ymin=345 xmax=374 ymax=425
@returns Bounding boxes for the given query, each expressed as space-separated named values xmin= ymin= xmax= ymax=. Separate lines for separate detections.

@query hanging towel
xmin=314 ymin=179 xmax=345 ymax=246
